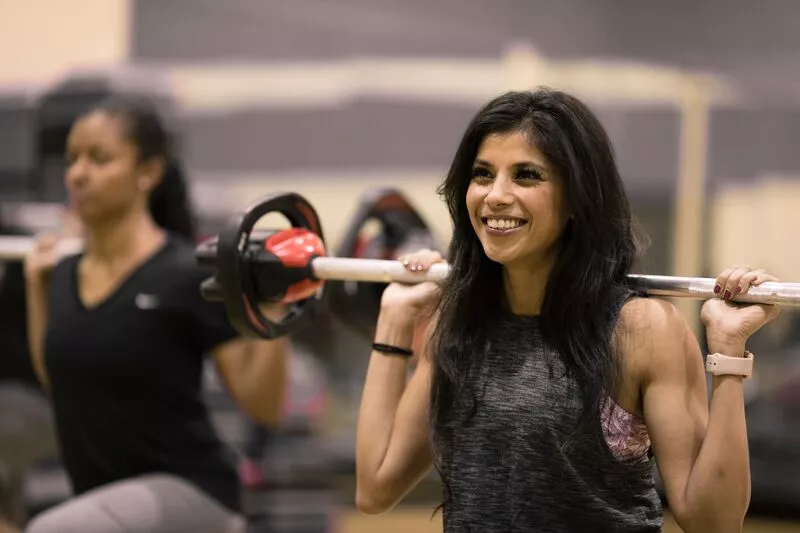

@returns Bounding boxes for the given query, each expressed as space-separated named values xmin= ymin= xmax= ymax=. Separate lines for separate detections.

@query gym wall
xmin=710 ymin=178 xmax=800 ymax=282
xmin=2 ymin=0 xmax=800 ymax=284
xmin=0 ymin=0 xmax=130 ymax=89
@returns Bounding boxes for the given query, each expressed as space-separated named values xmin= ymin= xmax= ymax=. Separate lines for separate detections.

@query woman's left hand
xmin=259 ymin=302 xmax=289 ymax=322
xmin=700 ymin=265 xmax=782 ymax=353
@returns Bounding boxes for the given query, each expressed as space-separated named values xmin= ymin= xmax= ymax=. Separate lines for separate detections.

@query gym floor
xmin=338 ymin=508 xmax=800 ymax=532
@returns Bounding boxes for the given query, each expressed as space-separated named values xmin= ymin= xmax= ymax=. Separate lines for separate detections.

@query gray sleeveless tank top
xmin=439 ymin=303 xmax=663 ymax=532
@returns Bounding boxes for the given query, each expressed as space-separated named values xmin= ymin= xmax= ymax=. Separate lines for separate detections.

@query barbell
xmin=0 ymin=235 xmax=83 ymax=262
xmin=192 ymin=192 xmax=800 ymax=340
xmin=1 ymin=193 xmax=797 ymax=341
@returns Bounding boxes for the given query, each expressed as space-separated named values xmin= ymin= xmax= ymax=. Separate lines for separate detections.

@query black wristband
xmin=372 ymin=342 xmax=414 ymax=358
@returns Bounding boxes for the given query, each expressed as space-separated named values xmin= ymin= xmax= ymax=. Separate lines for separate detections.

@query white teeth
xmin=486 ymin=218 xmax=523 ymax=230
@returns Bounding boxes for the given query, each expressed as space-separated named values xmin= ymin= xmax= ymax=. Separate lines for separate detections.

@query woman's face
xmin=64 ymin=111 xmax=150 ymax=226
xmin=465 ymin=131 xmax=570 ymax=270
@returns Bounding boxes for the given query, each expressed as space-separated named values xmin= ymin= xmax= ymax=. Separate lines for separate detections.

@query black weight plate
xmin=325 ymin=188 xmax=439 ymax=340
xmin=213 ymin=192 xmax=326 ymax=340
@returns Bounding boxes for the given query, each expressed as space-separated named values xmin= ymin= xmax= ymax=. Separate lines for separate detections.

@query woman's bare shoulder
xmin=615 ymin=296 xmax=697 ymax=379
xmin=617 ymin=295 xmax=689 ymax=336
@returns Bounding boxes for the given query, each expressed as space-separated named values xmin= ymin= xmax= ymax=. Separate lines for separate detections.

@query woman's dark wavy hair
xmin=429 ymin=88 xmax=646 ymax=506
xmin=81 ymin=96 xmax=197 ymax=241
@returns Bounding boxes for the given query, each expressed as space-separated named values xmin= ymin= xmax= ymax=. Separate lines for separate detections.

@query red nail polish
xmin=713 ymin=285 xmax=721 ymax=294
xmin=724 ymin=290 xmax=731 ymax=299
xmin=734 ymin=286 xmax=742 ymax=295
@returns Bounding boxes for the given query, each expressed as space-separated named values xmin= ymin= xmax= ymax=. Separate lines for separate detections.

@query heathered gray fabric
xmin=440 ymin=306 xmax=663 ymax=532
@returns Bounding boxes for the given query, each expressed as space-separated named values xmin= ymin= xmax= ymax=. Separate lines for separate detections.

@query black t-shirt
xmin=44 ymin=234 xmax=242 ymax=511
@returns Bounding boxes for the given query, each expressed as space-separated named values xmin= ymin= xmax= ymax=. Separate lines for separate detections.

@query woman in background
xmin=24 ymin=96 xmax=288 ymax=533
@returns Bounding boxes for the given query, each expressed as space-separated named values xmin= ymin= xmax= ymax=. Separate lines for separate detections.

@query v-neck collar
xmin=70 ymin=235 xmax=173 ymax=313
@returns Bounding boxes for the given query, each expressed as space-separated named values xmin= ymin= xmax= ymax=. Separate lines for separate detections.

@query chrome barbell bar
xmin=0 ymin=236 xmax=83 ymax=262
xmin=3 ymin=235 xmax=798 ymax=306
xmin=308 ymin=256 xmax=800 ymax=306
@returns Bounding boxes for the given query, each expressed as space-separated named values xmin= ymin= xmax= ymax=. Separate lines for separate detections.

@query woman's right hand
xmin=380 ymin=248 xmax=444 ymax=323
xmin=24 ymin=233 xmax=63 ymax=282
xmin=24 ymin=208 xmax=84 ymax=282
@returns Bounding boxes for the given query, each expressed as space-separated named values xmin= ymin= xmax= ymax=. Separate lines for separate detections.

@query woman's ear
xmin=138 ymin=157 xmax=165 ymax=193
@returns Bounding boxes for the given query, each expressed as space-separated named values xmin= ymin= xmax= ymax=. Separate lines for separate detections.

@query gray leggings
xmin=0 ymin=382 xmax=58 ymax=525
xmin=25 ymin=474 xmax=245 ymax=533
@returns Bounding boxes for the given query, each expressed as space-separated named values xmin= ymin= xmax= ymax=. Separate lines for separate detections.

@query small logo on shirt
xmin=135 ymin=293 xmax=160 ymax=310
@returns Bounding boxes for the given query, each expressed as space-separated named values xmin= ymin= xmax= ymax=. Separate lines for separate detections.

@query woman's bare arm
xmin=355 ymin=310 xmax=435 ymax=514
xmin=25 ymin=276 xmax=51 ymax=389
xmin=213 ymin=336 xmax=289 ymax=427
xmin=23 ymin=233 xmax=65 ymax=390
xmin=632 ymin=297 xmax=750 ymax=533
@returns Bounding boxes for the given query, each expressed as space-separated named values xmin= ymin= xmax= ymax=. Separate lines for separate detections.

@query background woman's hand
xmin=23 ymin=208 xmax=84 ymax=283
xmin=700 ymin=265 xmax=781 ymax=353
xmin=24 ymin=233 xmax=63 ymax=282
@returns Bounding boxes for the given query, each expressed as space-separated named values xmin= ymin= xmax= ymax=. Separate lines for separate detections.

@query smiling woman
xmin=354 ymin=88 xmax=781 ymax=533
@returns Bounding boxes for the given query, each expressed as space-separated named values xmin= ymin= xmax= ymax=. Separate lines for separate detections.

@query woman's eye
xmin=90 ymin=151 xmax=112 ymax=165
xmin=471 ymin=167 xmax=492 ymax=180
xmin=516 ymin=168 xmax=543 ymax=181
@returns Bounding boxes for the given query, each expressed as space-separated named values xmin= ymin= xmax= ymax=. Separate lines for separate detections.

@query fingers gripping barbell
xmin=0 ymin=236 xmax=83 ymax=262
xmin=190 ymin=192 xmax=800 ymax=340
